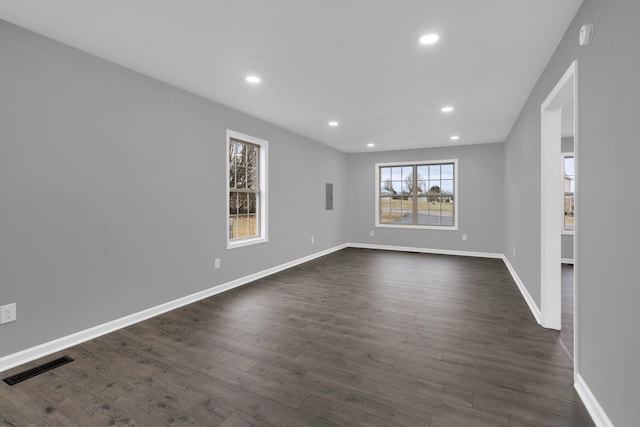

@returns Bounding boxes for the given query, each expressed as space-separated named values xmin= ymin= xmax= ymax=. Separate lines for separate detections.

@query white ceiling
xmin=0 ymin=0 xmax=583 ymax=153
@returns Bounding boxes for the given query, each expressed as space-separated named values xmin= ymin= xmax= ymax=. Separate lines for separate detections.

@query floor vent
xmin=2 ymin=356 xmax=74 ymax=386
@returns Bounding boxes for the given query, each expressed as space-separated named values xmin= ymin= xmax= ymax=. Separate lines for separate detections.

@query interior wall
xmin=347 ymin=143 xmax=504 ymax=254
xmin=503 ymin=0 xmax=640 ymax=424
xmin=0 ymin=20 xmax=348 ymax=359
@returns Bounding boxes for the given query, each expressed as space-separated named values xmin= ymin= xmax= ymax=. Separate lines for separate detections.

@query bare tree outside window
xmin=229 ymin=138 xmax=260 ymax=240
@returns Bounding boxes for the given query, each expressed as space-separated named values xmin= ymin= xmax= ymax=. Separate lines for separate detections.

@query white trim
xmin=0 ymin=243 xmax=347 ymax=374
xmin=561 ymin=258 xmax=574 ymax=265
xmin=226 ymin=129 xmax=269 ymax=250
xmin=348 ymin=242 xmax=502 ymax=259
xmin=575 ymin=373 xmax=614 ymax=427
xmin=375 ymin=159 xmax=459 ymax=231
xmin=502 ymin=256 xmax=543 ymax=325
xmin=541 ymin=61 xmax=577 ymax=331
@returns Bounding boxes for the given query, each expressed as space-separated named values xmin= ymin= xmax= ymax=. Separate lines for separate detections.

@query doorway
xmin=540 ymin=61 xmax=577 ymax=367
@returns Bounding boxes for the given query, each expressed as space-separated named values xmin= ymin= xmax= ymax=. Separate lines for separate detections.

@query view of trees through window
xmin=229 ymin=138 xmax=259 ymax=240
xmin=378 ymin=162 xmax=455 ymax=227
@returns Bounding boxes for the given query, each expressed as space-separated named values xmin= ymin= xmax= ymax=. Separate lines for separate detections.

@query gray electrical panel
xmin=325 ymin=183 xmax=333 ymax=210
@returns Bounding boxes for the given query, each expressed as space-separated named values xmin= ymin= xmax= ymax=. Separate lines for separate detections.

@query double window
xmin=227 ymin=130 xmax=268 ymax=248
xmin=376 ymin=159 xmax=458 ymax=230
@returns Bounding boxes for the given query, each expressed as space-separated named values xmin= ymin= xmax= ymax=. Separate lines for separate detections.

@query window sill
xmin=227 ymin=236 xmax=268 ymax=250
xmin=376 ymin=223 xmax=458 ymax=231
xmin=561 ymin=231 xmax=575 ymax=236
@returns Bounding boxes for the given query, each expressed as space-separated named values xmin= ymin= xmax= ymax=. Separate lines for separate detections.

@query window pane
xmin=417 ymin=180 xmax=428 ymax=195
xmin=247 ymin=214 xmax=258 ymax=237
xmin=429 ymin=165 xmax=441 ymax=180
xmin=417 ymin=165 xmax=428 ymax=180
xmin=401 ymin=166 xmax=413 ymax=181
xmin=229 ymin=192 xmax=239 ymax=215
xmin=380 ymin=167 xmax=391 ymax=182
xmin=391 ymin=181 xmax=403 ymax=194
xmin=417 ymin=196 xmax=429 ymax=224
xmin=441 ymin=179 xmax=454 ymax=194
xmin=380 ymin=196 xmax=397 ymax=223
xmin=248 ymin=193 xmax=257 ymax=214
xmin=391 ymin=167 xmax=403 ymax=182
xmin=441 ymin=164 xmax=454 ymax=179
xmin=247 ymin=166 xmax=258 ymax=190
xmin=441 ymin=197 xmax=454 ymax=225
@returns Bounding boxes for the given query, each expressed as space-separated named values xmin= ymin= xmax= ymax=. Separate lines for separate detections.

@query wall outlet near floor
xmin=1 ymin=303 xmax=16 ymax=324
xmin=311 ymin=236 xmax=315 ymax=244
xmin=462 ymin=234 xmax=467 ymax=241
xmin=370 ymin=230 xmax=375 ymax=237
xmin=214 ymin=258 xmax=221 ymax=269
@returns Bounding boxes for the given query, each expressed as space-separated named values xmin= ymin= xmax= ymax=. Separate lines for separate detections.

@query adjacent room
xmin=1 ymin=1 xmax=638 ymax=426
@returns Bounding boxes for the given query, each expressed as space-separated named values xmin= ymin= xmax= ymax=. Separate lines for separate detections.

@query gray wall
xmin=503 ymin=0 xmax=640 ymax=424
xmin=0 ymin=20 xmax=347 ymax=358
xmin=562 ymin=137 xmax=574 ymax=261
xmin=347 ymin=143 xmax=504 ymax=254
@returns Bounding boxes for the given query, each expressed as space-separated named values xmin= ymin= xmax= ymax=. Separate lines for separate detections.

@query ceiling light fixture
xmin=441 ymin=106 xmax=454 ymax=113
xmin=367 ymin=143 xmax=375 ymax=147
xmin=245 ymin=75 xmax=261 ymax=84
xmin=450 ymin=135 xmax=460 ymax=141
xmin=328 ymin=121 xmax=339 ymax=127
xmin=419 ymin=33 xmax=440 ymax=45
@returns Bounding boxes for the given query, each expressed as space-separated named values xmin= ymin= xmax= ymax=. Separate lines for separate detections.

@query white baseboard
xmin=575 ymin=373 xmax=614 ymax=427
xmin=501 ymin=255 xmax=542 ymax=325
xmin=347 ymin=242 xmax=503 ymax=259
xmin=561 ymin=258 xmax=575 ymax=265
xmin=0 ymin=243 xmax=347 ymax=374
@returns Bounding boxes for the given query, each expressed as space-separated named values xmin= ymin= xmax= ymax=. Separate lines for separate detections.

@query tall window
xmin=563 ymin=154 xmax=575 ymax=232
xmin=227 ymin=130 xmax=268 ymax=248
xmin=376 ymin=159 xmax=458 ymax=230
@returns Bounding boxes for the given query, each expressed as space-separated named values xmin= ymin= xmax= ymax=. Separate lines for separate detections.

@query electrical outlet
xmin=462 ymin=234 xmax=467 ymax=241
xmin=1 ymin=303 xmax=16 ymax=324
xmin=214 ymin=258 xmax=220 ymax=269
xmin=311 ymin=236 xmax=315 ymax=244
xmin=513 ymin=247 xmax=516 ymax=256
xmin=370 ymin=230 xmax=375 ymax=237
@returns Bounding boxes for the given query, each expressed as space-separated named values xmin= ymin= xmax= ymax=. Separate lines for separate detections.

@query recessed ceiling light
xmin=328 ymin=121 xmax=339 ymax=127
xmin=441 ymin=106 xmax=454 ymax=113
xmin=246 ymin=75 xmax=261 ymax=84
xmin=419 ymin=33 xmax=440 ymax=45
xmin=367 ymin=143 xmax=375 ymax=147
xmin=450 ymin=135 xmax=460 ymax=141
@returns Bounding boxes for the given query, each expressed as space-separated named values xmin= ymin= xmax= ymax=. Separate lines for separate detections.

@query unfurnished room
xmin=1 ymin=1 xmax=639 ymax=426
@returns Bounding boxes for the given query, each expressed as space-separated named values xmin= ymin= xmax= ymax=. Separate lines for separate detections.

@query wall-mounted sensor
xmin=579 ymin=24 xmax=593 ymax=46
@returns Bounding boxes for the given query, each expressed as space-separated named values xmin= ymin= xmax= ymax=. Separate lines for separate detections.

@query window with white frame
xmin=227 ymin=130 xmax=268 ymax=248
xmin=563 ymin=153 xmax=575 ymax=232
xmin=376 ymin=160 xmax=458 ymax=230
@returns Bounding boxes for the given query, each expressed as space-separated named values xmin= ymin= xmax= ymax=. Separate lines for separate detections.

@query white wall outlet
xmin=1 ymin=303 xmax=16 ymax=324
xmin=370 ymin=230 xmax=375 ymax=237
xmin=311 ymin=236 xmax=315 ymax=244
xmin=214 ymin=258 xmax=220 ymax=269
xmin=462 ymin=234 xmax=467 ymax=241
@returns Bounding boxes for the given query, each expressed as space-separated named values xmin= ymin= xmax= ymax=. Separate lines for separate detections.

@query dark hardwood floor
xmin=559 ymin=264 xmax=574 ymax=359
xmin=0 ymin=248 xmax=593 ymax=426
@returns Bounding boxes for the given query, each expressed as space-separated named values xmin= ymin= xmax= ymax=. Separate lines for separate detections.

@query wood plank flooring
xmin=0 ymin=248 xmax=593 ymax=426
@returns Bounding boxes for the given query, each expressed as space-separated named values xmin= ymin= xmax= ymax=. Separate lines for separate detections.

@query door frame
xmin=540 ymin=60 xmax=578 ymax=373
